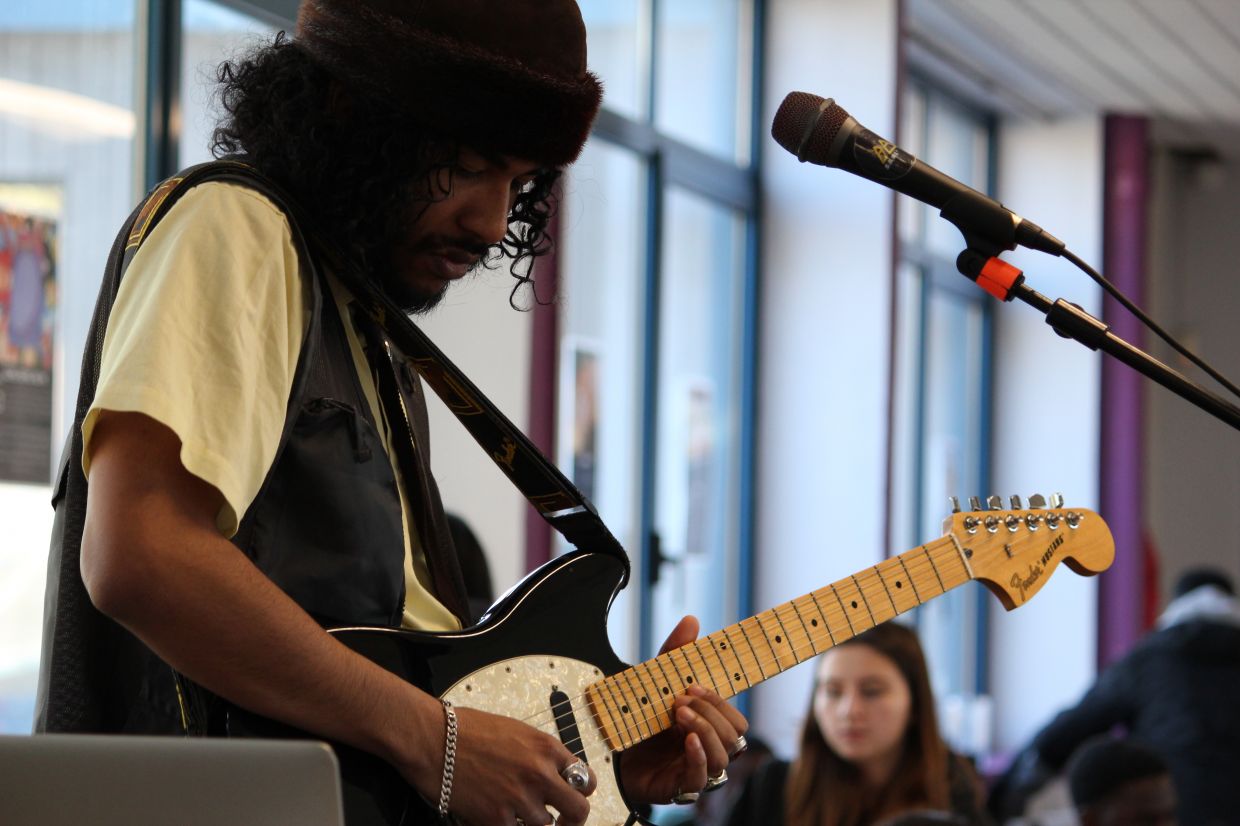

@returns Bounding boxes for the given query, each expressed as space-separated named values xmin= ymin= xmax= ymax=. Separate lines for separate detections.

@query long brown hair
xmin=784 ymin=622 xmax=951 ymax=826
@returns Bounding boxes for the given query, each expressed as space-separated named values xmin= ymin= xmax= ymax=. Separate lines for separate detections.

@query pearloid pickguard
xmin=440 ymin=655 xmax=632 ymax=826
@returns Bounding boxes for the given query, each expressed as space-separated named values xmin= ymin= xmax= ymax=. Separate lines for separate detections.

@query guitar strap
xmin=217 ymin=160 xmax=633 ymax=579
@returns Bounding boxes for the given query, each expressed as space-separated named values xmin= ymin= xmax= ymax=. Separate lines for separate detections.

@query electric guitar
xmin=230 ymin=496 xmax=1114 ymax=825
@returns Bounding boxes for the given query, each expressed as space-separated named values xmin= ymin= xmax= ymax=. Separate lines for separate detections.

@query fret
xmin=897 ymin=554 xmax=925 ymax=604
xmin=650 ymin=653 xmax=680 ymax=708
xmin=807 ymin=589 xmax=838 ymax=645
xmin=786 ymin=599 xmax=821 ymax=659
xmin=615 ymin=664 xmax=654 ymax=734
xmin=721 ymin=626 xmax=756 ymax=690
xmin=600 ymin=677 xmax=639 ymax=749
xmin=829 ymin=585 xmax=860 ymax=637
xmin=706 ymin=630 xmax=750 ymax=695
xmin=875 ymin=557 xmax=919 ymax=614
xmin=922 ymin=544 xmax=947 ymax=593
xmin=736 ymin=618 xmax=772 ymax=680
xmin=931 ymin=538 xmax=972 ymax=589
xmin=850 ymin=573 xmax=884 ymax=625
xmin=755 ymin=609 xmax=801 ymax=671
xmin=672 ymin=644 xmax=705 ymax=690
xmin=689 ymin=638 xmax=728 ymax=694
xmin=634 ymin=658 xmax=673 ymax=718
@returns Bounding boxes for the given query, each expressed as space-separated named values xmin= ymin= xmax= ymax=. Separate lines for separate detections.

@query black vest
xmin=35 ymin=161 xmax=470 ymax=734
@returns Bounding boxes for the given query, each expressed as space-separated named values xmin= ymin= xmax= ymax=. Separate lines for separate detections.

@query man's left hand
xmin=617 ymin=615 xmax=749 ymax=805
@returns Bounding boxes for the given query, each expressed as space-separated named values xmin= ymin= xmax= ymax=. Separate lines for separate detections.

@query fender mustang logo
xmin=1010 ymin=533 xmax=1065 ymax=602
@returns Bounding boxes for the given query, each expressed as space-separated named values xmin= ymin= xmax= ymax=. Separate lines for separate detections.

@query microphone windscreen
xmin=771 ymin=92 xmax=851 ymax=166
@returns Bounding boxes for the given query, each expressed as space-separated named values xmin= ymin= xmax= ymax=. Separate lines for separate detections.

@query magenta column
xmin=1098 ymin=114 xmax=1149 ymax=668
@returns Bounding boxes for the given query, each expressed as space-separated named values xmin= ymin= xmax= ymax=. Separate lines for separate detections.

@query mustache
xmin=407 ymin=233 xmax=492 ymax=259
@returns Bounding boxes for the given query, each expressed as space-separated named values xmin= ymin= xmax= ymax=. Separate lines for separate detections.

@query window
xmin=891 ymin=80 xmax=995 ymax=756
xmin=560 ymin=1 xmax=761 ymax=679
xmin=0 ymin=1 xmax=139 ymax=733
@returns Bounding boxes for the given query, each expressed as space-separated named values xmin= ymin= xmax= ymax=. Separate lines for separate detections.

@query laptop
xmin=0 ymin=733 xmax=345 ymax=825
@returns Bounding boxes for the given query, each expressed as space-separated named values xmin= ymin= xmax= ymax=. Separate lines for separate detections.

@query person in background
xmin=724 ymin=622 xmax=991 ymax=826
xmin=998 ymin=567 xmax=1240 ymax=826
xmin=1065 ymin=737 xmax=1177 ymax=826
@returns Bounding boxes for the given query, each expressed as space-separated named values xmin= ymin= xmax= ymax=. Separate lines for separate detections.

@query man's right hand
xmin=391 ymin=700 xmax=595 ymax=826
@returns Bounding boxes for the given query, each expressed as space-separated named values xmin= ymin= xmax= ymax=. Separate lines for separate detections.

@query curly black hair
xmin=210 ymin=32 xmax=560 ymax=310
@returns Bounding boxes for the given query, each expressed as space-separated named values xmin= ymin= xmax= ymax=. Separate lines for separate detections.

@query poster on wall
xmin=0 ymin=184 xmax=60 ymax=485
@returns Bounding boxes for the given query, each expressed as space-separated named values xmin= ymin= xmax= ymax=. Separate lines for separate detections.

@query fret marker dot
xmin=811 ymin=619 xmax=818 ymax=626
xmin=686 ymin=676 xmax=695 ymax=684
xmin=662 ymin=687 xmax=670 ymax=695
xmin=640 ymin=697 xmax=648 ymax=705
xmin=775 ymin=635 xmax=782 ymax=644
xmin=896 ymin=581 xmax=903 ymax=588
xmin=851 ymin=600 xmax=858 ymax=609
xmin=621 ymin=705 xmax=630 ymax=714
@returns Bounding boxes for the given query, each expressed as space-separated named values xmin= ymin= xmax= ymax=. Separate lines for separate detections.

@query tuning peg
xmin=1010 ymin=494 xmax=1023 ymax=509
xmin=987 ymin=495 xmax=1003 ymax=510
xmin=1028 ymin=493 xmax=1047 ymax=509
xmin=969 ymin=496 xmax=983 ymax=512
xmin=949 ymin=496 xmax=961 ymax=513
xmin=1049 ymin=492 xmax=1065 ymax=508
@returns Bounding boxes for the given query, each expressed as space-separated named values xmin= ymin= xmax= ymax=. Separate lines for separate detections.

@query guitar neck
xmin=585 ymin=536 xmax=972 ymax=752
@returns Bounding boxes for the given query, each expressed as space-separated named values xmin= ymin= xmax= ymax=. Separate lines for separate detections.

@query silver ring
xmin=730 ymin=734 xmax=748 ymax=757
xmin=703 ymin=769 xmax=728 ymax=792
xmin=561 ymin=758 xmax=590 ymax=791
xmin=671 ymin=789 xmax=700 ymax=805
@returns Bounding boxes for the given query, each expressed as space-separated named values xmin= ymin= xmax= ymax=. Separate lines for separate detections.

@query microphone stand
xmin=956 ymin=248 xmax=1240 ymax=433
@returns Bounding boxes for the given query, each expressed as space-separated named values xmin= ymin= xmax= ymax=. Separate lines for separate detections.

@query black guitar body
xmin=228 ymin=550 xmax=634 ymax=825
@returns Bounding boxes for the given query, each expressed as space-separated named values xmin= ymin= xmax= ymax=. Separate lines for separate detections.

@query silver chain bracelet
xmin=437 ymin=699 xmax=458 ymax=817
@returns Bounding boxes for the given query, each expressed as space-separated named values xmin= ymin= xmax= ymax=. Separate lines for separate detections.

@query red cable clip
xmin=974 ymin=256 xmax=1024 ymax=301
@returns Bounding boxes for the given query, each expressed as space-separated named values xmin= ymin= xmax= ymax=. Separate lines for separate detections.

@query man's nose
xmin=457 ymin=185 xmax=511 ymax=247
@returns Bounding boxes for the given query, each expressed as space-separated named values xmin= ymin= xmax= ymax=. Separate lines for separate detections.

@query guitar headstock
xmin=944 ymin=494 xmax=1115 ymax=610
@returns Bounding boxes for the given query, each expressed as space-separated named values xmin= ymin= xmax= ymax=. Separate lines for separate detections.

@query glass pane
xmin=557 ymin=140 xmax=647 ymax=661
xmin=654 ymin=0 xmax=750 ymax=162
xmin=579 ymin=0 xmax=647 ymax=121
xmin=180 ymin=0 xmax=279 ymax=166
xmin=650 ymin=186 xmax=744 ymax=652
xmin=889 ymin=262 xmax=924 ymax=556
xmin=0 ymin=0 xmax=138 ymax=732
xmin=898 ymin=86 xmax=926 ymax=246
xmin=925 ymin=95 xmax=992 ymax=259
xmin=917 ymin=292 xmax=985 ymax=701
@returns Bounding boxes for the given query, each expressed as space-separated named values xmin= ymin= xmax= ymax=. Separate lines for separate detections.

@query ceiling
xmin=905 ymin=0 xmax=1240 ymax=155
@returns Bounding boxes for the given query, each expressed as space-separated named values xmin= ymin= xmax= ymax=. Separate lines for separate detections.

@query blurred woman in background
xmin=725 ymin=622 xmax=990 ymax=826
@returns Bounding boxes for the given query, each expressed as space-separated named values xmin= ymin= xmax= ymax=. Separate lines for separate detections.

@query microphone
xmin=771 ymin=91 xmax=1064 ymax=256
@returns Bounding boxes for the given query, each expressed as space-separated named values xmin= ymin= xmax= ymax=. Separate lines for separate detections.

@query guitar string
xmin=517 ymin=521 xmax=1082 ymax=750
xmin=508 ymin=543 xmax=969 ymax=747
xmin=516 ymin=545 xmax=963 ymax=743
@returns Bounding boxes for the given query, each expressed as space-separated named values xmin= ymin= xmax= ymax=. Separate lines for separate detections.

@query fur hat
xmin=295 ymin=0 xmax=603 ymax=167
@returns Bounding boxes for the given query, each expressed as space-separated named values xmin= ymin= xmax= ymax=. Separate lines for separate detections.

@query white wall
xmin=1145 ymin=139 xmax=1240 ymax=601
xmin=754 ymin=0 xmax=899 ymax=756
xmin=418 ymin=274 xmax=534 ymax=598
xmin=987 ymin=116 xmax=1104 ymax=751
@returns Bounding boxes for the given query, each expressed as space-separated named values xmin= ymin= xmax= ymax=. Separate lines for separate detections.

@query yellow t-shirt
xmin=83 ymin=181 xmax=459 ymax=632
